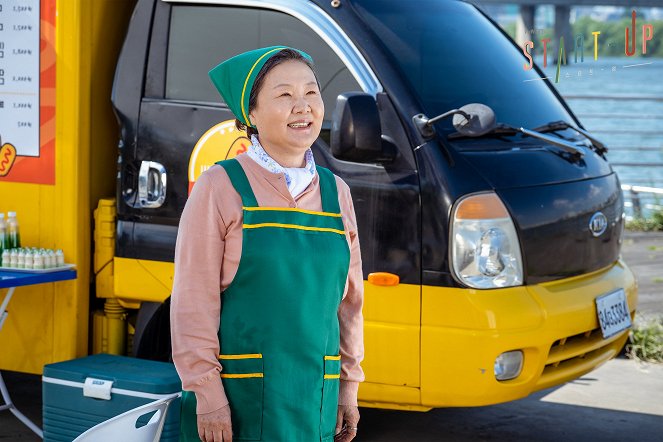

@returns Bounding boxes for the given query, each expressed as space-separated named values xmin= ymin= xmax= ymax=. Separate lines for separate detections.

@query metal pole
xmin=631 ymin=189 xmax=642 ymax=219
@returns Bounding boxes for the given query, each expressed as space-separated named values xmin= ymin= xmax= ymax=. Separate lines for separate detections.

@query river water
xmin=541 ymin=57 xmax=663 ymax=215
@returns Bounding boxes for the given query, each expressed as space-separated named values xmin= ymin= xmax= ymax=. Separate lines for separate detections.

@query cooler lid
xmin=43 ymin=353 xmax=182 ymax=394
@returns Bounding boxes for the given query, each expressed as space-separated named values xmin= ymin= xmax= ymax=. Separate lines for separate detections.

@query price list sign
xmin=0 ymin=0 xmax=56 ymax=184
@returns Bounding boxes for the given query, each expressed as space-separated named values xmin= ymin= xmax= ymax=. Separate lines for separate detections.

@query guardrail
xmin=563 ymin=93 xmax=663 ymax=219
xmin=620 ymin=185 xmax=663 ymax=219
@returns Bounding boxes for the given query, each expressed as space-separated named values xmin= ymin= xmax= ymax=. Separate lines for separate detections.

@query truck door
xmin=116 ymin=0 xmax=421 ymax=394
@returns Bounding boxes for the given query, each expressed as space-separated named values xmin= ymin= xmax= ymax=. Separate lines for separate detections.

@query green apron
xmin=180 ymin=158 xmax=351 ymax=441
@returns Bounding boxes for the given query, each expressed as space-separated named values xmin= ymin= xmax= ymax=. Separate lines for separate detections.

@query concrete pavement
xmin=620 ymin=231 xmax=663 ymax=317
xmin=357 ymin=358 xmax=663 ymax=442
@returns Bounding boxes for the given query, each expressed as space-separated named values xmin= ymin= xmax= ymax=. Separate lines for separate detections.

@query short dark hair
xmin=235 ymin=48 xmax=320 ymax=138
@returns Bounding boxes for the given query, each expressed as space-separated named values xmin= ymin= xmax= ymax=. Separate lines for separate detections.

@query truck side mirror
xmin=331 ymin=92 xmax=389 ymax=162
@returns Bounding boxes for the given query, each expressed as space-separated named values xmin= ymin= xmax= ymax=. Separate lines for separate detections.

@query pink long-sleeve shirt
xmin=171 ymin=153 xmax=365 ymax=415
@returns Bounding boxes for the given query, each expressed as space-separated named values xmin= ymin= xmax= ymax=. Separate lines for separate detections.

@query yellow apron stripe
xmin=240 ymin=47 xmax=285 ymax=126
xmin=219 ymin=353 xmax=263 ymax=359
xmin=243 ymin=223 xmax=345 ymax=236
xmin=324 ymin=374 xmax=341 ymax=379
xmin=324 ymin=355 xmax=341 ymax=360
xmin=243 ymin=207 xmax=342 ymax=218
xmin=220 ymin=373 xmax=264 ymax=379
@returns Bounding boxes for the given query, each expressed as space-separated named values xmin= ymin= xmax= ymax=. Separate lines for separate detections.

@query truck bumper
xmin=419 ymin=258 xmax=637 ymax=407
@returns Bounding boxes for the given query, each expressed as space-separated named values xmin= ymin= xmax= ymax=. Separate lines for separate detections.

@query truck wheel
xmin=133 ymin=297 xmax=172 ymax=362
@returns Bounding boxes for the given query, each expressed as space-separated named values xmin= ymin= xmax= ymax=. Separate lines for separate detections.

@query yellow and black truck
xmin=1 ymin=0 xmax=636 ymax=412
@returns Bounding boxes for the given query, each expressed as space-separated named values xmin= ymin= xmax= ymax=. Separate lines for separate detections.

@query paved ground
xmin=620 ymin=231 xmax=663 ymax=317
xmin=1 ymin=231 xmax=661 ymax=441
xmin=359 ymin=358 xmax=663 ymax=442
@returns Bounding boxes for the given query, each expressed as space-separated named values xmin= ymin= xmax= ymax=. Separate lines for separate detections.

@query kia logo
xmin=589 ymin=212 xmax=608 ymax=237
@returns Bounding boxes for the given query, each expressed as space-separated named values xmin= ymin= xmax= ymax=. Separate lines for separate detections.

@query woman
xmin=171 ymin=46 xmax=365 ymax=442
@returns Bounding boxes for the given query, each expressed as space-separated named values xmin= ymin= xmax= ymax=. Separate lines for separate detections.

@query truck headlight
xmin=450 ymin=192 xmax=523 ymax=289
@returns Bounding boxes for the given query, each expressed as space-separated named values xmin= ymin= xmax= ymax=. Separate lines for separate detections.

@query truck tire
xmin=133 ymin=297 xmax=172 ymax=362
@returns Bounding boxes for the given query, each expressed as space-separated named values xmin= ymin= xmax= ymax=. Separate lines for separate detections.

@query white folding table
xmin=0 ymin=268 xmax=77 ymax=439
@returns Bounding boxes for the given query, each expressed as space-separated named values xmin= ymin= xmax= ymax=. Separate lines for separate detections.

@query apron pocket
xmin=320 ymin=355 xmax=341 ymax=440
xmin=219 ymin=353 xmax=264 ymax=441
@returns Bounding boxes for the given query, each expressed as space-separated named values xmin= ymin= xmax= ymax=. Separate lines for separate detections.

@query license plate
xmin=595 ymin=289 xmax=631 ymax=339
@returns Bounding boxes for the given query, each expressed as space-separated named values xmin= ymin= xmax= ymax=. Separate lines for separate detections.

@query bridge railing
xmin=563 ymin=93 xmax=663 ymax=220
xmin=620 ymin=185 xmax=663 ymax=219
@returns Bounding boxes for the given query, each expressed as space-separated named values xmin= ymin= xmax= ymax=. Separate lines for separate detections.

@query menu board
xmin=0 ymin=0 xmax=56 ymax=184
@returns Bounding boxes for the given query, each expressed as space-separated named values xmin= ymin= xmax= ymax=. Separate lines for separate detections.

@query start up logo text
xmin=522 ymin=10 xmax=655 ymax=82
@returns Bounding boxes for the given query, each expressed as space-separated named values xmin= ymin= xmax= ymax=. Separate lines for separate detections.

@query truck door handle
xmin=138 ymin=160 xmax=167 ymax=208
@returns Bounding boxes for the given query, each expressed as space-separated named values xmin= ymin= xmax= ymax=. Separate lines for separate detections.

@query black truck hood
xmin=455 ymin=141 xmax=613 ymax=189
xmin=498 ymin=173 xmax=623 ymax=284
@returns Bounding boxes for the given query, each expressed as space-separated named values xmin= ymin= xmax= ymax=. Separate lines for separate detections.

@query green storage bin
xmin=42 ymin=353 xmax=181 ymax=441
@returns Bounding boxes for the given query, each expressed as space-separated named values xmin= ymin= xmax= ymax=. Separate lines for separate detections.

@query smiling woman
xmin=171 ymin=46 xmax=365 ymax=442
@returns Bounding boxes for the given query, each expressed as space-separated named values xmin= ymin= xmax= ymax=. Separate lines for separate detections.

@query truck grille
xmin=536 ymin=325 xmax=628 ymax=391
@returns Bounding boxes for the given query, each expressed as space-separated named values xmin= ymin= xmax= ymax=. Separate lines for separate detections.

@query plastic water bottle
xmin=1 ymin=249 xmax=8 ymax=267
xmin=24 ymin=250 xmax=34 ymax=269
xmin=17 ymin=249 xmax=25 ymax=269
xmin=9 ymin=249 xmax=18 ymax=267
xmin=56 ymin=249 xmax=65 ymax=267
xmin=7 ymin=212 xmax=20 ymax=249
xmin=47 ymin=250 xmax=56 ymax=268
xmin=0 ymin=213 xmax=6 ymax=253
xmin=33 ymin=252 xmax=44 ymax=270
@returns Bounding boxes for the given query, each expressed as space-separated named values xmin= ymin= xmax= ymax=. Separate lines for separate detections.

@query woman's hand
xmin=197 ymin=404 xmax=233 ymax=442
xmin=334 ymin=405 xmax=360 ymax=441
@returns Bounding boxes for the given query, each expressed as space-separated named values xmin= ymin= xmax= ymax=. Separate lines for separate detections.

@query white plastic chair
xmin=72 ymin=393 xmax=180 ymax=442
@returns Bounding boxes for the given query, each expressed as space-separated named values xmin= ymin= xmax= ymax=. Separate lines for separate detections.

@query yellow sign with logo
xmin=188 ymin=120 xmax=250 ymax=194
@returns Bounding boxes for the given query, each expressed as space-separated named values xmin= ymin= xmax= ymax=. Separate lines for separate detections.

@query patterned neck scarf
xmin=246 ymin=134 xmax=316 ymax=198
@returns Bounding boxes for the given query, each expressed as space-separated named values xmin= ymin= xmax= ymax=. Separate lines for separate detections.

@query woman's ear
xmin=248 ymin=108 xmax=260 ymax=131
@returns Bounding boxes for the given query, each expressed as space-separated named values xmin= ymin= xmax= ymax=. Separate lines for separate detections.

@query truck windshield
xmin=352 ymin=0 xmax=576 ymax=136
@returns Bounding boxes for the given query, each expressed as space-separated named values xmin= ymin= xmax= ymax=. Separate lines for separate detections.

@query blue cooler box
xmin=42 ymin=353 xmax=181 ymax=441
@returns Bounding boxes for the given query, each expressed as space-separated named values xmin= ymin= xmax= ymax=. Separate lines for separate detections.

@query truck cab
xmin=107 ymin=0 xmax=636 ymax=410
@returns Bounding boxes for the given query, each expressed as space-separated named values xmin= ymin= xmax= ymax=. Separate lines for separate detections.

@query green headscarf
xmin=208 ymin=46 xmax=314 ymax=128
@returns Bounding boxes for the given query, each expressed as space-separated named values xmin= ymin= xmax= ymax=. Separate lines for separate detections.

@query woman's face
xmin=249 ymin=60 xmax=324 ymax=160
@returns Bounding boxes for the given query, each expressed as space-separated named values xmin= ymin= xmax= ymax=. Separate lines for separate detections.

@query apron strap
xmin=316 ymin=166 xmax=341 ymax=214
xmin=215 ymin=159 xmax=259 ymax=207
